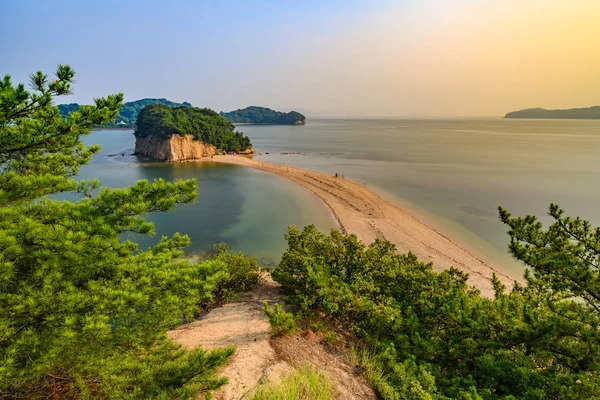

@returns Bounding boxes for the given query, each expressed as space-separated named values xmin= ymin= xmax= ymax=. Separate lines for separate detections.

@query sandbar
xmin=202 ymin=155 xmax=521 ymax=297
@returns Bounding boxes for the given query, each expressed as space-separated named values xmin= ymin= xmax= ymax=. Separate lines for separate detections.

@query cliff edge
xmin=135 ymin=134 xmax=219 ymax=162
xmin=133 ymin=104 xmax=253 ymax=161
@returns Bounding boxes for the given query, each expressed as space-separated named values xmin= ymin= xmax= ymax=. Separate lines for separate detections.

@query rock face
xmin=135 ymin=134 xmax=219 ymax=162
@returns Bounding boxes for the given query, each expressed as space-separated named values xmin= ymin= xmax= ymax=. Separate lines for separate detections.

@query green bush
xmin=272 ymin=224 xmax=600 ymax=399
xmin=263 ymin=303 xmax=298 ymax=335
xmin=0 ymin=66 xmax=256 ymax=399
xmin=208 ymin=243 xmax=261 ymax=300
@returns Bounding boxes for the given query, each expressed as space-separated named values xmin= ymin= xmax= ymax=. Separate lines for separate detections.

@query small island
xmin=220 ymin=106 xmax=306 ymax=125
xmin=134 ymin=104 xmax=252 ymax=161
xmin=505 ymin=106 xmax=600 ymax=119
xmin=58 ymin=98 xmax=192 ymax=128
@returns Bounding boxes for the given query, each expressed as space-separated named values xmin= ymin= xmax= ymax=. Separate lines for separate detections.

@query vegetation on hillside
xmin=135 ymin=104 xmax=252 ymax=153
xmin=0 ymin=66 xmax=260 ymax=399
xmin=272 ymin=216 xmax=600 ymax=399
xmin=58 ymin=98 xmax=192 ymax=128
xmin=505 ymin=106 xmax=600 ymax=119
xmin=249 ymin=365 xmax=335 ymax=400
xmin=4 ymin=65 xmax=599 ymax=400
xmin=221 ymin=106 xmax=306 ymax=125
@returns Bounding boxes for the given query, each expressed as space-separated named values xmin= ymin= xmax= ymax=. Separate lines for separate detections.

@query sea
xmin=79 ymin=118 xmax=600 ymax=276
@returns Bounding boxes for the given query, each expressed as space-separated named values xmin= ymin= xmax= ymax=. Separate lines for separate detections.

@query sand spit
xmin=201 ymin=155 xmax=521 ymax=297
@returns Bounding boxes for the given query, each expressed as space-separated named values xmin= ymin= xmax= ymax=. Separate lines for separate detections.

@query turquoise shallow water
xmin=81 ymin=117 xmax=600 ymax=275
xmin=79 ymin=130 xmax=338 ymax=265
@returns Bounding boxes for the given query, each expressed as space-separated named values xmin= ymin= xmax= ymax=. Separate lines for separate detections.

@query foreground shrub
xmin=0 ymin=66 xmax=256 ymax=398
xmin=272 ymin=224 xmax=600 ymax=399
xmin=249 ymin=365 xmax=335 ymax=400
xmin=263 ymin=303 xmax=298 ymax=335
xmin=205 ymin=243 xmax=261 ymax=300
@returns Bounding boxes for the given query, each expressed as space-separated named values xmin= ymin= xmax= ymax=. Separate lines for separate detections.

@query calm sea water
xmin=78 ymin=131 xmax=338 ymax=265
xmin=239 ymin=118 xmax=600 ymax=275
xmin=81 ymin=118 xmax=600 ymax=274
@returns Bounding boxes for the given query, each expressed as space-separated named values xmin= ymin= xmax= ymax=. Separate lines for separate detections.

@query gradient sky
xmin=2 ymin=0 xmax=599 ymax=116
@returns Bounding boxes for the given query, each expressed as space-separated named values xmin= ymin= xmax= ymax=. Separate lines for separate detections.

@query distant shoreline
xmin=505 ymin=106 xmax=600 ymax=119
xmin=200 ymin=155 xmax=521 ymax=297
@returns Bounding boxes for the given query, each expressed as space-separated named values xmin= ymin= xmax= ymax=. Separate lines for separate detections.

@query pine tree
xmin=500 ymin=204 xmax=600 ymax=372
xmin=0 ymin=66 xmax=248 ymax=398
xmin=273 ymin=222 xmax=600 ymax=399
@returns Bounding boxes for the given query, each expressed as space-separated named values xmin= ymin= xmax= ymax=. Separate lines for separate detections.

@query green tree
xmin=272 ymin=224 xmax=600 ymax=399
xmin=0 ymin=66 xmax=254 ymax=398
xmin=500 ymin=204 xmax=600 ymax=372
xmin=135 ymin=104 xmax=251 ymax=153
xmin=220 ymin=106 xmax=305 ymax=125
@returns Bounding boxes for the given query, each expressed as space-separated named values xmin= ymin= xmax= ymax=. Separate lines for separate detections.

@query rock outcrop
xmin=135 ymin=134 xmax=219 ymax=162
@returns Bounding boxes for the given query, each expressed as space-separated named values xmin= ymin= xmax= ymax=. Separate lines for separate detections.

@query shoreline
xmin=200 ymin=155 xmax=521 ymax=297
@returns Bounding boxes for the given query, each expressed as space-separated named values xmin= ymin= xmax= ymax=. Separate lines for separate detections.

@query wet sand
xmin=202 ymin=155 xmax=520 ymax=297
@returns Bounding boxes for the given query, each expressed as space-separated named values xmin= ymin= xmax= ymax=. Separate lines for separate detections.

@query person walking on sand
xmin=335 ymin=172 xmax=338 ymax=178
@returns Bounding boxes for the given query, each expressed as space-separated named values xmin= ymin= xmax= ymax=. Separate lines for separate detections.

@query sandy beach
xmin=201 ymin=155 xmax=520 ymax=297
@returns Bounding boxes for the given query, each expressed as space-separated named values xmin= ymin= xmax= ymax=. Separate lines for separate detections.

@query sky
xmin=1 ymin=0 xmax=599 ymax=117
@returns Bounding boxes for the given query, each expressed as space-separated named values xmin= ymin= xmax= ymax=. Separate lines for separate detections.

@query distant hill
xmin=220 ymin=106 xmax=306 ymax=125
xmin=57 ymin=98 xmax=192 ymax=128
xmin=505 ymin=106 xmax=600 ymax=119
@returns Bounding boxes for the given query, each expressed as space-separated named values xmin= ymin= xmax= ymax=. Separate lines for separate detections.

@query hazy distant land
xmin=58 ymin=98 xmax=192 ymax=128
xmin=59 ymin=100 xmax=306 ymax=128
xmin=505 ymin=106 xmax=600 ymax=119
xmin=220 ymin=106 xmax=306 ymax=125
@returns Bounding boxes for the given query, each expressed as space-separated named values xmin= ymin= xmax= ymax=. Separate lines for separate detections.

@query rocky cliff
xmin=135 ymin=134 xmax=219 ymax=162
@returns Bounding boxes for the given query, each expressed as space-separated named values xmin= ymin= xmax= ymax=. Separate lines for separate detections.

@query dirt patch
xmin=168 ymin=276 xmax=282 ymax=400
xmin=269 ymin=332 xmax=377 ymax=400
xmin=169 ymin=275 xmax=375 ymax=399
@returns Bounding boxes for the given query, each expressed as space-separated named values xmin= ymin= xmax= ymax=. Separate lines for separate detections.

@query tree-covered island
xmin=4 ymin=65 xmax=600 ymax=399
xmin=505 ymin=106 xmax=600 ymax=119
xmin=135 ymin=104 xmax=252 ymax=154
xmin=220 ymin=106 xmax=306 ymax=125
xmin=59 ymin=102 xmax=307 ymax=128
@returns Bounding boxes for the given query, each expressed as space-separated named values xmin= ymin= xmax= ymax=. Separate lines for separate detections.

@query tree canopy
xmin=272 ymin=211 xmax=600 ymax=399
xmin=135 ymin=104 xmax=252 ymax=153
xmin=0 ymin=66 xmax=259 ymax=398
xmin=220 ymin=106 xmax=306 ymax=125
xmin=58 ymin=98 xmax=193 ymax=128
